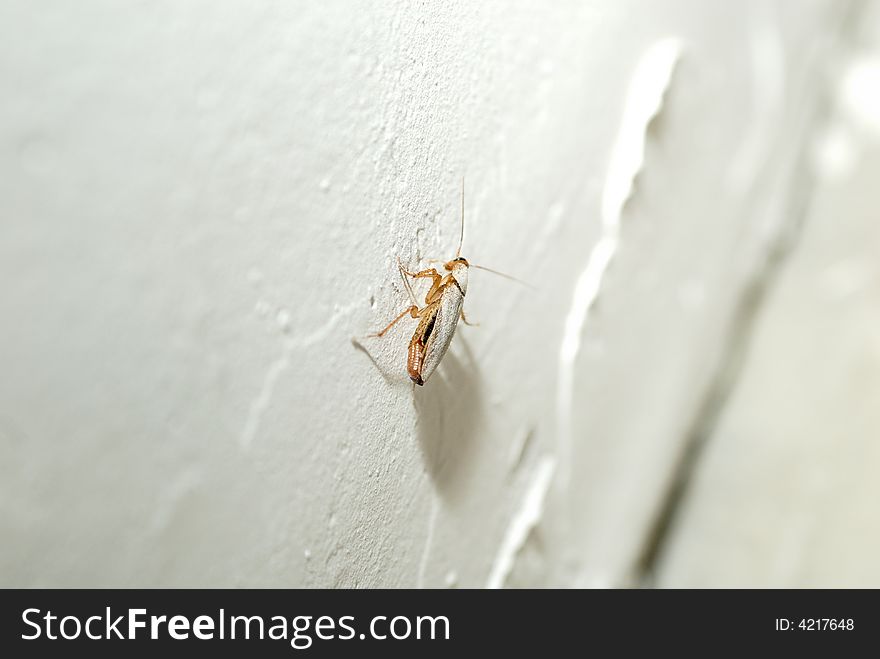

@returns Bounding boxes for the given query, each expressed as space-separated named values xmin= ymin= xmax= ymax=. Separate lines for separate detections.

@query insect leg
xmin=398 ymin=259 xmax=444 ymax=303
xmin=459 ymin=309 xmax=479 ymax=326
xmin=423 ymin=274 xmax=460 ymax=305
xmin=397 ymin=263 xmax=420 ymax=306
xmin=399 ymin=265 xmax=443 ymax=284
xmin=369 ymin=305 xmax=420 ymax=337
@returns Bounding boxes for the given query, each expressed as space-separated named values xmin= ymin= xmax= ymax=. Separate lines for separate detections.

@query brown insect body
xmin=370 ymin=256 xmax=470 ymax=386
xmin=406 ymin=303 xmax=438 ymax=385
xmin=370 ymin=182 xmax=492 ymax=385
xmin=402 ymin=257 xmax=468 ymax=385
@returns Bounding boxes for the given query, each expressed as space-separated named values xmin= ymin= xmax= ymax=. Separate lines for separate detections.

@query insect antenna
xmin=470 ymin=263 xmax=534 ymax=289
xmin=456 ymin=176 xmax=465 ymax=258
xmin=397 ymin=258 xmax=420 ymax=305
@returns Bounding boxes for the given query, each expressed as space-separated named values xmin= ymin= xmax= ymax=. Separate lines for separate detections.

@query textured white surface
xmin=0 ymin=1 xmax=854 ymax=586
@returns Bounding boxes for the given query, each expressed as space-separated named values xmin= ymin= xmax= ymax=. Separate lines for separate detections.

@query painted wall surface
xmin=656 ymin=2 xmax=880 ymax=587
xmin=0 ymin=1 xmax=861 ymax=587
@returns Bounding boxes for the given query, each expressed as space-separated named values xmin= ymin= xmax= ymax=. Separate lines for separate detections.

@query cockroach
xmin=370 ymin=181 xmax=519 ymax=385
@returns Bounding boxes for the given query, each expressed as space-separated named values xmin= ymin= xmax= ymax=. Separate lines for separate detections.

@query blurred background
xmin=654 ymin=1 xmax=880 ymax=587
xmin=1 ymin=0 xmax=878 ymax=587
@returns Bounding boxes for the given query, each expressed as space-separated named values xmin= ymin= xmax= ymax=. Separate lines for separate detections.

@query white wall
xmin=656 ymin=2 xmax=880 ymax=587
xmin=0 ymin=1 xmax=858 ymax=587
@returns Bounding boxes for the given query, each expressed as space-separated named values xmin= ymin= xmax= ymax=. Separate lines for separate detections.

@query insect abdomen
xmin=407 ymin=305 xmax=440 ymax=385
xmin=407 ymin=341 xmax=424 ymax=385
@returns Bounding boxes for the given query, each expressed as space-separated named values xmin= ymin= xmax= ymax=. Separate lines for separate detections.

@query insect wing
xmin=419 ymin=285 xmax=464 ymax=383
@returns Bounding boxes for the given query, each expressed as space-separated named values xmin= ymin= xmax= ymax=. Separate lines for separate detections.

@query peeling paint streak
xmin=417 ymin=495 xmax=440 ymax=588
xmin=556 ymin=38 xmax=681 ymax=485
xmin=600 ymin=38 xmax=682 ymax=230
xmin=487 ymin=456 xmax=556 ymax=589
xmin=240 ymin=305 xmax=354 ymax=450
xmin=240 ymin=345 xmax=292 ymax=450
